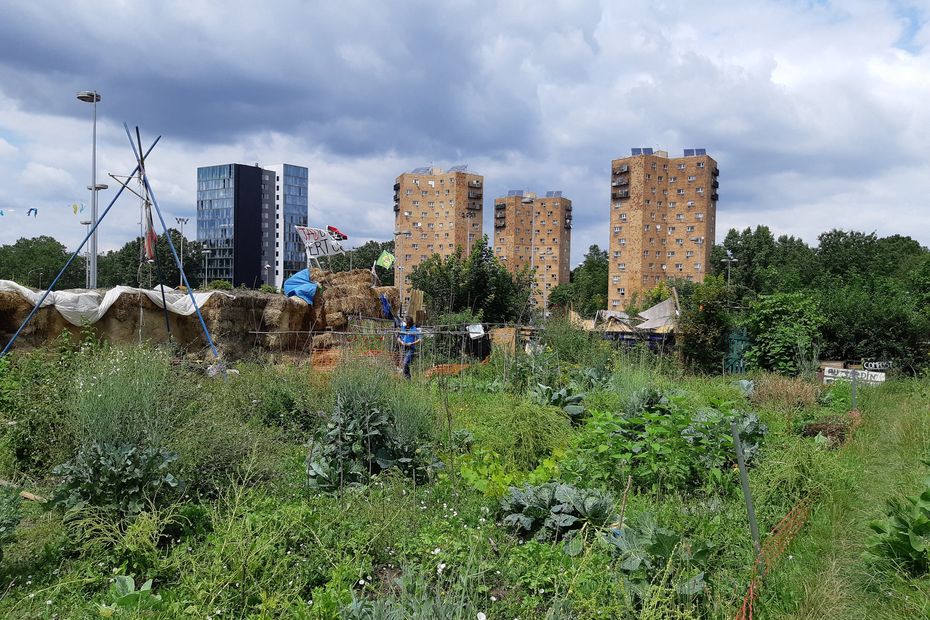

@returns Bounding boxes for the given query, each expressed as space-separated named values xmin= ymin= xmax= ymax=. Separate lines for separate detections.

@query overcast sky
xmin=0 ymin=0 xmax=927 ymax=266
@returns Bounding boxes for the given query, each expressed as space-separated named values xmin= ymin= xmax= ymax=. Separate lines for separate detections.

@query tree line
xmin=0 ymin=234 xmax=396 ymax=290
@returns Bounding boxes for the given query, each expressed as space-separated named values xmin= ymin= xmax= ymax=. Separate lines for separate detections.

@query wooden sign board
xmin=821 ymin=366 xmax=885 ymax=386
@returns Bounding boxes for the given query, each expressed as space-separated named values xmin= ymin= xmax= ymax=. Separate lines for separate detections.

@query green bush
xmin=170 ymin=409 xmax=285 ymax=499
xmin=52 ymin=442 xmax=180 ymax=516
xmin=0 ymin=351 xmax=74 ymax=474
xmin=206 ymin=279 xmax=233 ymax=290
xmin=530 ymin=383 xmax=586 ymax=425
xmin=744 ymin=293 xmax=826 ymax=376
xmin=602 ymin=512 xmax=711 ymax=607
xmin=0 ymin=486 xmax=21 ymax=562
xmin=562 ymin=391 xmax=765 ymax=494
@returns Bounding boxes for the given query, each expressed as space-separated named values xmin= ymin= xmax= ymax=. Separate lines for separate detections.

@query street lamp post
xmin=175 ymin=217 xmax=190 ymax=286
xmin=721 ymin=251 xmax=738 ymax=286
xmin=77 ymin=90 xmax=102 ymax=288
xmin=80 ymin=220 xmax=92 ymax=287
xmin=264 ymin=263 xmax=272 ymax=288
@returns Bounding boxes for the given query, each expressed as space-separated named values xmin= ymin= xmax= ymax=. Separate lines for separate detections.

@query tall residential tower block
xmin=607 ymin=148 xmax=718 ymax=309
xmin=393 ymin=166 xmax=484 ymax=306
xmin=493 ymin=190 xmax=572 ymax=307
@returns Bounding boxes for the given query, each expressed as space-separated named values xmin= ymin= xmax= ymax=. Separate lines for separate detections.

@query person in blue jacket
xmin=397 ymin=316 xmax=422 ymax=379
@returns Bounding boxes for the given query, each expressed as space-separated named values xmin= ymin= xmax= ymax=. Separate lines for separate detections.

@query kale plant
xmin=306 ymin=394 xmax=434 ymax=491
xmin=530 ymin=383 xmax=587 ymax=425
xmin=52 ymin=443 xmax=180 ymax=516
xmin=601 ymin=512 xmax=711 ymax=606
xmin=499 ymin=482 xmax=615 ymax=545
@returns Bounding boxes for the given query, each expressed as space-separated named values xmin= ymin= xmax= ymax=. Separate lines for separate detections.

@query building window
xmin=696 ymin=213 xmax=704 ymax=221
xmin=687 ymin=201 xmax=695 ymax=207
xmin=697 ymin=162 xmax=705 ymax=168
xmin=695 ymin=262 xmax=703 ymax=270
xmin=678 ymin=163 xmax=685 ymax=170
xmin=612 ymin=276 xmax=620 ymax=283
xmin=687 ymin=175 xmax=696 ymax=182
xmin=687 ymin=226 xmax=695 ymax=232
xmin=618 ymin=262 xmax=626 ymax=270
xmin=619 ymin=238 xmax=626 ymax=245
xmin=642 ymin=250 xmax=649 ymax=257
xmin=618 ymin=287 xmax=626 ymax=296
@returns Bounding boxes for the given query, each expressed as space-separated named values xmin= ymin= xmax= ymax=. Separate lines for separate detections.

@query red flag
xmin=143 ymin=200 xmax=157 ymax=260
xmin=327 ymin=225 xmax=348 ymax=241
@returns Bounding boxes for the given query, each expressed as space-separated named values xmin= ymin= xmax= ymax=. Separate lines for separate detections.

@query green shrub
xmin=500 ymin=482 xmax=615 ymax=546
xmin=0 ymin=351 xmax=74 ymax=474
xmin=530 ymin=383 xmax=586 ymax=425
xmin=52 ymin=442 xmax=180 ymax=516
xmin=206 ymin=279 xmax=233 ymax=290
xmin=562 ymin=391 xmax=765 ymax=494
xmin=0 ymin=486 xmax=21 ymax=562
xmin=171 ymin=410 xmax=285 ymax=499
xmin=744 ymin=293 xmax=826 ymax=376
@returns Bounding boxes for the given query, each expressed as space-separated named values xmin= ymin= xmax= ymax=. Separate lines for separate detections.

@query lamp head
xmin=76 ymin=91 xmax=101 ymax=103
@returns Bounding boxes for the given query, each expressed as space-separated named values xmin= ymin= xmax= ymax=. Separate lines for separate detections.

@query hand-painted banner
xmin=295 ymin=226 xmax=345 ymax=258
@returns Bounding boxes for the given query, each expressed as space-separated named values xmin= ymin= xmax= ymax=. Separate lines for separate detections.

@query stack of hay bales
xmin=311 ymin=269 xmax=399 ymax=331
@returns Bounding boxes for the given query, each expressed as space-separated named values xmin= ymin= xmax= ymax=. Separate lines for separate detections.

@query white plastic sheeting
xmin=0 ymin=280 xmax=234 ymax=327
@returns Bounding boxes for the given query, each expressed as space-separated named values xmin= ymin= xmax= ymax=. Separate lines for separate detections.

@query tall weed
xmin=68 ymin=345 xmax=191 ymax=448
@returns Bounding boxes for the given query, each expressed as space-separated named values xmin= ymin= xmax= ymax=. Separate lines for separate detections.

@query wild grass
xmin=759 ymin=380 xmax=930 ymax=619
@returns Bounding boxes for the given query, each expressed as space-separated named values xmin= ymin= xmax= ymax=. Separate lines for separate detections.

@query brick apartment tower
xmin=493 ymin=191 xmax=572 ymax=308
xmin=607 ymin=148 xmax=718 ymax=310
xmin=393 ymin=166 xmax=484 ymax=307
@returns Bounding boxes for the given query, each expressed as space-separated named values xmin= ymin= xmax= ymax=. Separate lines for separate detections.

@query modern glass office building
xmin=197 ymin=163 xmax=308 ymax=288
xmin=263 ymin=164 xmax=309 ymax=288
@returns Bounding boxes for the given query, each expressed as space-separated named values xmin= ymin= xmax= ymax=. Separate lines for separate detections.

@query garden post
xmin=732 ymin=421 xmax=762 ymax=560
xmin=851 ymin=369 xmax=858 ymax=410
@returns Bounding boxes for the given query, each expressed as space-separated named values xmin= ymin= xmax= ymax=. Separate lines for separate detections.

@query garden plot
xmin=0 ymin=321 xmax=910 ymax=619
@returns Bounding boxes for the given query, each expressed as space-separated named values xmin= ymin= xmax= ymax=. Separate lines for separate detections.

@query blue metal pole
xmin=0 ymin=137 xmax=161 ymax=358
xmin=122 ymin=124 xmax=220 ymax=360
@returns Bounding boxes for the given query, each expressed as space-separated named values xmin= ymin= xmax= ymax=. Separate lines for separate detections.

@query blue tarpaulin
xmin=379 ymin=293 xmax=394 ymax=321
xmin=283 ymin=269 xmax=318 ymax=305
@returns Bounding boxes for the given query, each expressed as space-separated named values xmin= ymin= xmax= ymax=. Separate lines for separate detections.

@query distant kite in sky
xmin=26 ymin=208 xmax=38 ymax=217
xmin=71 ymin=202 xmax=86 ymax=215
xmin=0 ymin=209 xmax=4 ymax=217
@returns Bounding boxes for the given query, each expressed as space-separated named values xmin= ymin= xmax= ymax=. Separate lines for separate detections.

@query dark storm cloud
xmin=0 ymin=1 xmax=541 ymax=157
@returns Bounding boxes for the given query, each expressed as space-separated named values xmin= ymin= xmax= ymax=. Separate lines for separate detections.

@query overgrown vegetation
xmin=0 ymin=319 xmax=923 ymax=618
